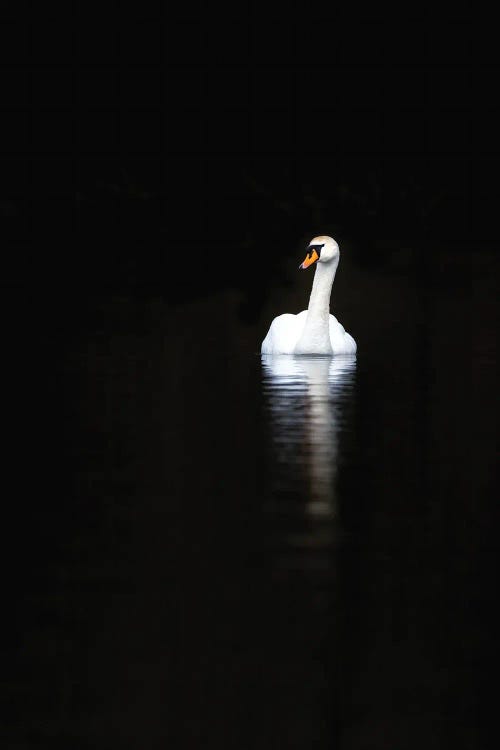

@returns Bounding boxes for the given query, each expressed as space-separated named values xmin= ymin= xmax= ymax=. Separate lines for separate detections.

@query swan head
xmin=300 ymin=235 xmax=339 ymax=269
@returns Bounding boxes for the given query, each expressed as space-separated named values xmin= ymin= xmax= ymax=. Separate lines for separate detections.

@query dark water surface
xmin=4 ymin=255 xmax=498 ymax=749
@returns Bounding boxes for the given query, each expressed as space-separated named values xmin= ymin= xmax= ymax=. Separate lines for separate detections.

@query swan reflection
xmin=261 ymin=355 xmax=356 ymax=574
xmin=261 ymin=354 xmax=356 ymax=517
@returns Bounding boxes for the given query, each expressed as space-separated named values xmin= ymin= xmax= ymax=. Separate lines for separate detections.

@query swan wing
xmin=261 ymin=311 xmax=307 ymax=354
xmin=329 ymin=314 xmax=357 ymax=355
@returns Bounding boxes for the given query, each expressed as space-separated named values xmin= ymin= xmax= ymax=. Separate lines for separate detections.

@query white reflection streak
xmin=261 ymin=354 xmax=356 ymax=520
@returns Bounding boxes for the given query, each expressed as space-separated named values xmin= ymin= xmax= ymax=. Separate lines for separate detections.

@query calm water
xmin=4 ymin=265 xmax=497 ymax=749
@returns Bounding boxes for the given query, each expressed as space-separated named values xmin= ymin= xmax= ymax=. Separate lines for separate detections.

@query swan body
xmin=261 ymin=236 xmax=357 ymax=356
xmin=261 ymin=310 xmax=356 ymax=355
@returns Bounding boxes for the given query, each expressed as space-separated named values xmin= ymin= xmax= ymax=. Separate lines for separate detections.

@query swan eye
xmin=309 ymin=243 xmax=324 ymax=258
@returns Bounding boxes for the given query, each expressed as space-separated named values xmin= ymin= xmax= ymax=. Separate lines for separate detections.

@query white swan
xmin=261 ymin=235 xmax=357 ymax=355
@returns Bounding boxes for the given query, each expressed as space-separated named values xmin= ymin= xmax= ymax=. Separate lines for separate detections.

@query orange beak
xmin=299 ymin=248 xmax=319 ymax=269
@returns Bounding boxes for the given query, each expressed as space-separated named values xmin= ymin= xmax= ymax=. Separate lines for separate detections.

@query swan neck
xmin=293 ymin=257 xmax=339 ymax=355
xmin=307 ymin=258 xmax=338 ymax=316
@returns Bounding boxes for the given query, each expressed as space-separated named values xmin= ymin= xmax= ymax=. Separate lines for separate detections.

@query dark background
xmin=3 ymin=1 xmax=499 ymax=313
xmin=2 ymin=2 xmax=499 ymax=749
